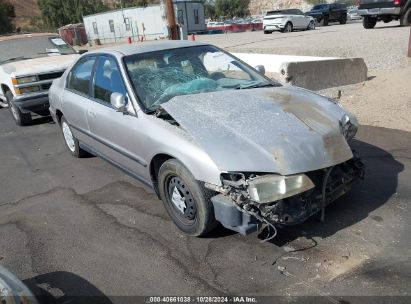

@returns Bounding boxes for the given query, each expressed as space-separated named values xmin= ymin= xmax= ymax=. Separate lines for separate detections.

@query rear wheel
xmin=7 ymin=92 xmax=31 ymax=126
xmin=61 ymin=116 xmax=87 ymax=158
xmin=282 ymin=22 xmax=293 ymax=33
xmin=308 ymin=20 xmax=316 ymax=30
xmin=158 ymin=159 xmax=217 ymax=236
xmin=263 ymin=30 xmax=272 ymax=34
xmin=340 ymin=15 xmax=347 ymax=24
xmin=400 ymin=7 xmax=411 ymax=26
xmin=363 ymin=16 xmax=377 ymax=29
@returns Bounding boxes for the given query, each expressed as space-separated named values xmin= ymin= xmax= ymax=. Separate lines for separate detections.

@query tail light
xmin=394 ymin=0 xmax=401 ymax=5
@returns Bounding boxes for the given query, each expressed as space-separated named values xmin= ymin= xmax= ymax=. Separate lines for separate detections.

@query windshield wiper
xmin=235 ymin=83 xmax=276 ymax=90
xmin=0 ymin=56 xmax=32 ymax=64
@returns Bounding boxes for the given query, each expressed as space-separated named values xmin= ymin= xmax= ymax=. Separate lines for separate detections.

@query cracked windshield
xmin=124 ymin=45 xmax=278 ymax=110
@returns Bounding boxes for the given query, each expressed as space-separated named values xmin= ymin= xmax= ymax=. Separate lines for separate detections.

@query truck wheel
xmin=158 ymin=159 xmax=217 ymax=237
xmin=363 ymin=16 xmax=377 ymax=29
xmin=340 ymin=15 xmax=347 ymax=24
xmin=400 ymin=7 xmax=411 ymax=26
xmin=282 ymin=22 xmax=293 ymax=33
xmin=323 ymin=15 xmax=329 ymax=26
xmin=60 ymin=116 xmax=87 ymax=158
xmin=7 ymin=92 xmax=31 ymax=126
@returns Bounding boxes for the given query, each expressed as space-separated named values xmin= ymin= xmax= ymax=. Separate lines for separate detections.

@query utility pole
xmin=165 ymin=0 xmax=179 ymax=40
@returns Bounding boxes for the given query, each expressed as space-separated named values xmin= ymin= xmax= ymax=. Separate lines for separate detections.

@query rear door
xmin=86 ymin=55 xmax=148 ymax=180
xmin=62 ymin=55 xmax=97 ymax=145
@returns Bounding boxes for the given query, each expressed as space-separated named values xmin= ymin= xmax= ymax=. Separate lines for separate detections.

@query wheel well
xmin=149 ymin=154 xmax=174 ymax=194
xmin=55 ymin=110 xmax=63 ymax=125
xmin=1 ymin=84 xmax=11 ymax=96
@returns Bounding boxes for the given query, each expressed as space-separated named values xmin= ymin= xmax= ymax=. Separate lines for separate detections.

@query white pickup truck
xmin=0 ymin=33 xmax=81 ymax=125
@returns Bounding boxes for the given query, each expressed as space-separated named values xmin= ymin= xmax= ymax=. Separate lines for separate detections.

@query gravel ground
xmin=197 ymin=21 xmax=411 ymax=71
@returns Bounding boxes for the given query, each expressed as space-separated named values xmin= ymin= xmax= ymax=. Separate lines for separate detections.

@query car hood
xmin=0 ymin=54 xmax=79 ymax=76
xmin=161 ymin=86 xmax=356 ymax=175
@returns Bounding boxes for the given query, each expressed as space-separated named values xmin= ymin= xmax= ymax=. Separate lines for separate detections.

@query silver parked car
xmin=49 ymin=41 xmax=364 ymax=239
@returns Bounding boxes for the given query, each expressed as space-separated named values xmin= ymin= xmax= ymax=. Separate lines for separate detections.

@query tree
xmin=0 ymin=0 xmax=15 ymax=34
xmin=215 ymin=0 xmax=250 ymax=19
xmin=205 ymin=1 xmax=217 ymax=20
xmin=38 ymin=0 xmax=109 ymax=28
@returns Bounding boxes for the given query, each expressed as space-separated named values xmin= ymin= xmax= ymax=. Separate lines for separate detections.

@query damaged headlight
xmin=248 ymin=174 xmax=315 ymax=204
xmin=340 ymin=114 xmax=358 ymax=141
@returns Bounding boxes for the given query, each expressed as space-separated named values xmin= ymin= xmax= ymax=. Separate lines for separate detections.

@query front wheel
xmin=400 ymin=7 xmax=411 ymax=26
xmin=323 ymin=15 xmax=329 ymax=26
xmin=7 ymin=92 xmax=31 ymax=126
xmin=282 ymin=22 xmax=293 ymax=33
xmin=363 ymin=16 xmax=377 ymax=29
xmin=158 ymin=159 xmax=217 ymax=236
xmin=308 ymin=20 xmax=316 ymax=30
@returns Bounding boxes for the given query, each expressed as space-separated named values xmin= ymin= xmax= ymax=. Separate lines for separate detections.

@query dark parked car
xmin=357 ymin=0 xmax=411 ymax=28
xmin=307 ymin=3 xmax=348 ymax=25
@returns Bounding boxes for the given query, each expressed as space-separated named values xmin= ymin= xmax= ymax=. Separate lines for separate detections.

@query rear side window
xmin=67 ymin=56 xmax=96 ymax=96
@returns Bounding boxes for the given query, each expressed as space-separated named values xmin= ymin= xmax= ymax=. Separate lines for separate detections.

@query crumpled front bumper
xmin=210 ymin=156 xmax=365 ymax=235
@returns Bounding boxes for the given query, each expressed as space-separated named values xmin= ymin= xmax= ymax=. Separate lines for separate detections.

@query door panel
xmin=86 ymin=55 xmax=149 ymax=181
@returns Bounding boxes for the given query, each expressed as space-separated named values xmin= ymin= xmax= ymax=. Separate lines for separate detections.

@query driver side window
xmin=93 ymin=56 xmax=127 ymax=104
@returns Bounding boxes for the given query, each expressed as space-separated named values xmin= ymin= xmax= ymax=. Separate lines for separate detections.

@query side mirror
xmin=255 ymin=65 xmax=266 ymax=75
xmin=110 ymin=92 xmax=127 ymax=113
xmin=77 ymin=50 xmax=88 ymax=55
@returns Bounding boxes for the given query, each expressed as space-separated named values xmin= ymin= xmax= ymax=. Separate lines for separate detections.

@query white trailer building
xmin=83 ymin=1 xmax=206 ymax=44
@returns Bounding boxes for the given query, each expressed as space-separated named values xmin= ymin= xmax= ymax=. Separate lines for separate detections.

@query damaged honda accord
xmin=49 ymin=41 xmax=365 ymax=240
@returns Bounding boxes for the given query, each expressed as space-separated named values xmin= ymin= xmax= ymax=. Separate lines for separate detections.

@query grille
xmin=38 ymin=71 xmax=64 ymax=81
xmin=41 ymin=83 xmax=52 ymax=90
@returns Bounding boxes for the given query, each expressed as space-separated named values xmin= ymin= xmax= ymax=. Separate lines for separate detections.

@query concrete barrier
xmin=233 ymin=53 xmax=368 ymax=91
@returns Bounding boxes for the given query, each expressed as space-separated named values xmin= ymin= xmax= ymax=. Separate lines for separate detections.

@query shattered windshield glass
xmin=0 ymin=35 xmax=76 ymax=64
xmin=124 ymin=45 xmax=279 ymax=111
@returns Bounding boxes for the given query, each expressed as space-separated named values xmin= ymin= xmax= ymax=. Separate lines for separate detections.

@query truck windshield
xmin=0 ymin=35 xmax=76 ymax=64
xmin=124 ymin=45 xmax=279 ymax=111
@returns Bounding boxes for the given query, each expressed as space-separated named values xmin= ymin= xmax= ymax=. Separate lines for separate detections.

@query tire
xmin=363 ymin=16 xmax=377 ymax=29
xmin=60 ymin=116 xmax=87 ymax=158
xmin=263 ymin=30 xmax=271 ymax=34
xmin=158 ymin=159 xmax=218 ymax=236
xmin=7 ymin=92 xmax=32 ymax=126
xmin=282 ymin=22 xmax=293 ymax=33
xmin=400 ymin=7 xmax=411 ymax=26
xmin=340 ymin=15 xmax=347 ymax=24
xmin=307 ymin=20 xmax=316 ymax=30
xmin=323 ymin=15 xmax=329 ymax=26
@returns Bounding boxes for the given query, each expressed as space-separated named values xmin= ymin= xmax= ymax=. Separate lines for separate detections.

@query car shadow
xmin=265 ymin=132 xmax=404 ymax=247
xmin=30 ymin=115 xmax=54 ymax=126
xmin=24 ymin=271 xmax=113 ymax=304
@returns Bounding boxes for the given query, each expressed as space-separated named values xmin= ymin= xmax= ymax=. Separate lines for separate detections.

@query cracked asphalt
xmin=0 ymin=108 xmax=410 ymax=303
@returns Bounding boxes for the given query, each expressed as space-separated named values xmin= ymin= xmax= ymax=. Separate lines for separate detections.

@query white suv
xmin=0 ymin=34 xmax=80 ymax=125
xmin=263 ymin=9 xmax=316 ymax=33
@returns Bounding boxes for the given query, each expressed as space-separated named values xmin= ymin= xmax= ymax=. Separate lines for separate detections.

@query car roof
xmin=88 ymin=40 xmax=210 ymax=56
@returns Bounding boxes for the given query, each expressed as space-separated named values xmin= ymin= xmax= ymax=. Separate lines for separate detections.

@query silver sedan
xmin=49 ymin=41 xmax=364 ymax=239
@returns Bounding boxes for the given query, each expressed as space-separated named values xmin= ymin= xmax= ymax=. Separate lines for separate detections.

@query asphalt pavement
xmin=0 ymin=108 xmax=410 ymax=303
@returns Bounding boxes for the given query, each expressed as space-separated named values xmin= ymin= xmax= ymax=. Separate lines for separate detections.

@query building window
xmin=109 ymin=20 xmax=115 ymax=33
xmin=124 ymin=18 xmax=131 ymax=31
xmin=177 ymin=10 xmax=184 ymax=25
xmin=93 ymin=22 xmax=98 ymax=34
xmin=194 ymin=9 xmax=199 ymax=24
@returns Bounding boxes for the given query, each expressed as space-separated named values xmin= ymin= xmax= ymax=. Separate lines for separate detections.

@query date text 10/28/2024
xmin=148 ymin=297 xmax=258 ymax=303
